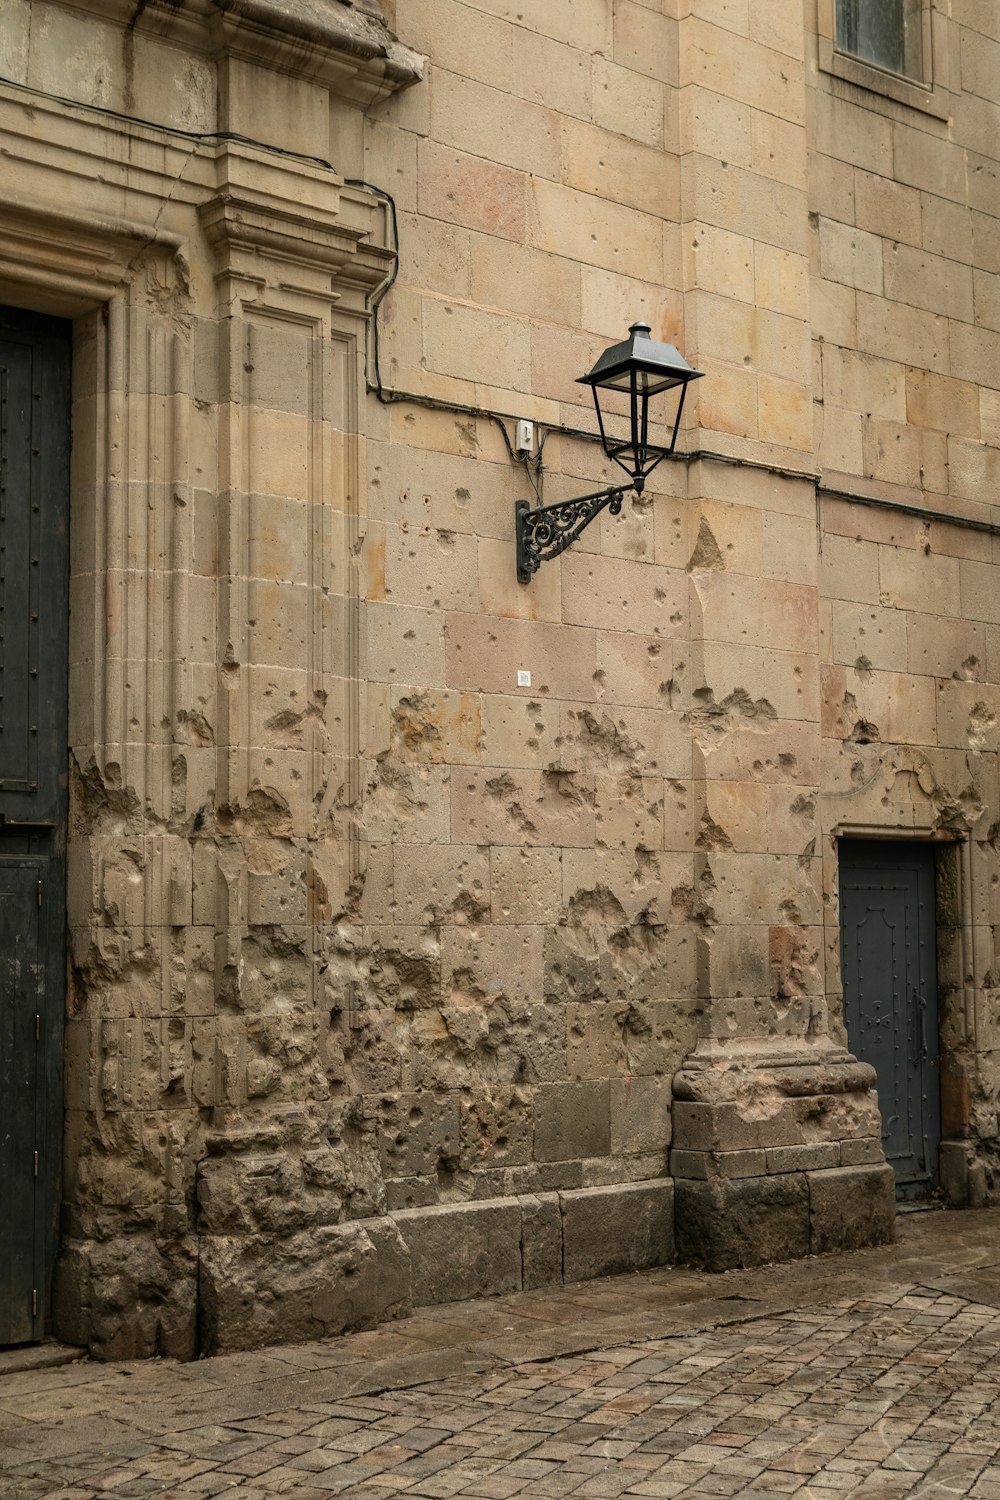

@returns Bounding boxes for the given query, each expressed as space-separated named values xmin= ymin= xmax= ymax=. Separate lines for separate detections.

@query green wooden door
xmin=839 ymin=840 xmax=941 ymax=1199
xmin=0 ymin=309 xmax=69 ymax=1344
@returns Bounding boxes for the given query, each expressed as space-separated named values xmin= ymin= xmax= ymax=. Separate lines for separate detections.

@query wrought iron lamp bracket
xmin=510 ymin=321 xmax=702 ymax=583
xmin=515 ymin=480 xmax=638 ymax=584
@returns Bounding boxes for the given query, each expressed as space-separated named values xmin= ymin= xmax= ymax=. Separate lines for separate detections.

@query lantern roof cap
xmin=578 ymin=321 xmax=703 ymax=392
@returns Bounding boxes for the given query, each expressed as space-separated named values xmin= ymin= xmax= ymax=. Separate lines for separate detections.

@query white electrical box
xmin=515 ymin=419 xmax=534 ymax=454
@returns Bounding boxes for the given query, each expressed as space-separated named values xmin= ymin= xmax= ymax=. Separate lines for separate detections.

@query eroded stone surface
xmin=12 ymin=0 xmax=1000 ymax=1360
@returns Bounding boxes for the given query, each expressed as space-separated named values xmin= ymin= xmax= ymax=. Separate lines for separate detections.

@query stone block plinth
xmin=671 ymin=1046 xmax=896 ymax=1270
xmin=393 ymin=1200 xmax=523 ymax=1305
xmin=808 ymin=1164 xmax=896 ymax=1253
xmin=675 ymin=1173 xmax=810 ymax=1271
xmin=561 ymin=1181 xmax=674 ymax=1283
xmin=198 ymin=1219 xmax=412 ymax=1356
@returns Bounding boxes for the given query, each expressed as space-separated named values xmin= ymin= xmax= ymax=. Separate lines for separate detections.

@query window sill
xmin=817 ymin=37 xmax=949 ymax=121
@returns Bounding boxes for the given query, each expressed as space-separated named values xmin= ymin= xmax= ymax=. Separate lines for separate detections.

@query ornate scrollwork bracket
xmin=515 ymin=483 xmax=635 ymax=584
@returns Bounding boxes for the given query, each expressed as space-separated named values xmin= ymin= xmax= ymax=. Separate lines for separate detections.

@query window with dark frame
xmin=835 ymin=0 xmax=923 ymax=79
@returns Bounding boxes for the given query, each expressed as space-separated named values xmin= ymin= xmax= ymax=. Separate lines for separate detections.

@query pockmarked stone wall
xmin=3 ymin=0 xmax=999 ymax=1357
xmin=807 ymin=0 xmax=1000 ymax=1209
xmin=0 ymin=0 xmax=428 ymax=1358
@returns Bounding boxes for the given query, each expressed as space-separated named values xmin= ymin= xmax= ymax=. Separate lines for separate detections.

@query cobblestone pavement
xmin=3 ymin=1210 xmax=1000 ymax=1500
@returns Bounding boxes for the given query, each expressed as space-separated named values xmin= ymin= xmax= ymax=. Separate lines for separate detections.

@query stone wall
xmin=2 ymin=0 xmax=999 ymax=1357
xmin=808 ymin=0 xmax=1000 ymax=1205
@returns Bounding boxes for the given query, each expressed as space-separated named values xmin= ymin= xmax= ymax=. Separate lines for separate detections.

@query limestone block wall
xmin=0 ymin=0 xmax=429 ymax=1357
xmin=354 ymin=413 xmax=698 ymax=1184
xmin=0 ymin=0 xmax=717 ymax=1358
xmin=3 ymin=0 xmax=1000 ymax=1359
xmin=360 ymin=0 xmax=894 ymax=1282
xmin=342 ymin=0 xmax=700 ymax=1279
xmin=806 ymin=0 xmax=1000 ymax=1200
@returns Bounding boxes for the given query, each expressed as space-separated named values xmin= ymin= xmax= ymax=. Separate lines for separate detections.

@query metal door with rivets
xmin=0 ymin=308 xmax=69 ymax=1343
xmin=839 ymin=840 xmax=940 ymax=1198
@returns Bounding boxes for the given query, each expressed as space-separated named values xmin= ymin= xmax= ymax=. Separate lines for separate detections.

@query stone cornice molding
xmin=58 ymin=0 xmax=423 ymax=102
xmin=199 ymin=194 xmax=376 ymax=281
xmin=0 ymin=192 xmax=189 ymax=311
xmin=198 ymin=142 xmax=395 ymax=297
xmin=211 ymin=0 xmax=423 ymax=99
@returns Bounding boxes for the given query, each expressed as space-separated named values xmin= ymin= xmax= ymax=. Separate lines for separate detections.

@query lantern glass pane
xmin=592 ymin=367 xmax=684 ymax=395
xmin=593 ymin=369 xmax=634 ymax=392
xmin=637 ymin=370 xmax=681 ymax=395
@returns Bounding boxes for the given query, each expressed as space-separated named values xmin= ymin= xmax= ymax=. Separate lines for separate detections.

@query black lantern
xmin=516 ymin=323 xmax=703 ymax=583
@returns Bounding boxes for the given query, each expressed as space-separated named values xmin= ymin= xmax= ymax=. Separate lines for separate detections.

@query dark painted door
xmin=839 ymin=840 xmax=940 ymax=1198
xmin=0 ymin=309 xmax=69 ymax=1343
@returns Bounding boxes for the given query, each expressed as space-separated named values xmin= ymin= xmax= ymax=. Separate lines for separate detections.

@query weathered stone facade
xmin=3 ymin=0 xmax=999 ymax=1357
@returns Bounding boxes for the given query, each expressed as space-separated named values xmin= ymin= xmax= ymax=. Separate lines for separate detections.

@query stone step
xmin=0 ymin=1341 xmax=86 ymax=1377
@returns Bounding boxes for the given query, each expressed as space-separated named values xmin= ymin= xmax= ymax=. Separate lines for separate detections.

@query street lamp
xmin=515 ymin=322 xmax=703 ymax=583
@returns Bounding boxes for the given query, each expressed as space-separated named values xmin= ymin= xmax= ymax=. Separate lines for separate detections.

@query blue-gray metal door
xmin=0 ymin=309 xmax=69 ymax=1343
xmin=839 ymin=840 xmax=940 ymax=1198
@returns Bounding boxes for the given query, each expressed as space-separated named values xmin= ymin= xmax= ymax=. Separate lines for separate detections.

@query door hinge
xmin=32 ymin=1289 xmax=37 ymax=1317
xmin=33 ymin=1150 xmax=38 ymax=1177
xmin=37 ymin=879 xmax=42 ymax=907
xmin=35 ymin=1014 xmax=40 ymax=1042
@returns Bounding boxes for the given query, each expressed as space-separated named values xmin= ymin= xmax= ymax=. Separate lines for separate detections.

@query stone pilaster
xmin=669 ymin=5 xmax=895 ymax=1266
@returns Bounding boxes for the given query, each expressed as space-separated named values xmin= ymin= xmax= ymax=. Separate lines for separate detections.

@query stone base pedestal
xmin=675 ymin=1163 xmax=895 ymax=1271
xmin=671 ymin=1045 xmax=896 ymax=1270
